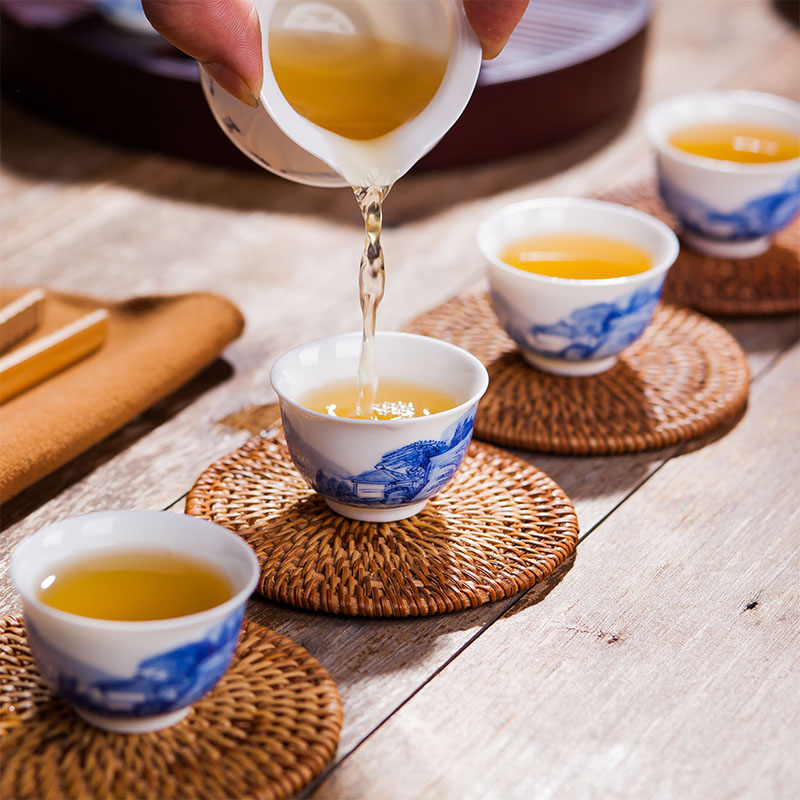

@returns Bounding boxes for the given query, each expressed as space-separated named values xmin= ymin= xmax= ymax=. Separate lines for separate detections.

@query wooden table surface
xmin=2 ymin=1 xmax=799 ymax=798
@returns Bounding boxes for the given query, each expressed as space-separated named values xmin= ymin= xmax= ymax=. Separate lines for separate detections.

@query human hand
xmin=142 ymin=0 xmax=528 ymax=108
xmin=463 ymin=1 xmax=528 ymax=59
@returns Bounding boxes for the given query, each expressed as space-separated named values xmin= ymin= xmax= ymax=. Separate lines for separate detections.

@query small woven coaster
xmin=186 ymin=436 xmax=579 ymax=617
xmin=598 ymin=181 xmax=799 ymax=316
xmin=0 ymin=615 xmax=342 ymax=800
xmin=406 ymin=296 xmax=750 ymax=454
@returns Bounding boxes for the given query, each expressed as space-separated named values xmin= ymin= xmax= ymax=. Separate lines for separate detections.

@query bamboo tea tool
xmin=0 ymin=289 xmax=45 ymax=354
xmin=0 ymin=309 xmax=109 ymax=404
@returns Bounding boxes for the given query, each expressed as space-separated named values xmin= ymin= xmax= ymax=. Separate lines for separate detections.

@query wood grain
xmin=0 ymin=2 xmax=797 ymax=798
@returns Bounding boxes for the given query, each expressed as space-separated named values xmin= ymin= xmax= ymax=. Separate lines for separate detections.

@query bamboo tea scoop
xmin=0 ymin=288 xmax=46 ymax=354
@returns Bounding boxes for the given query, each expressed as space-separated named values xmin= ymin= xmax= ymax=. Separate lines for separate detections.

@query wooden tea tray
xmin=0 ymin=0 xmax=649 ymax=170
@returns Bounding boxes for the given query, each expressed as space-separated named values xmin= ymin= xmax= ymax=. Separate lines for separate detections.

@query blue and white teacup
xmin=11 ymin=511 xmax=259 ymax=734
xmin=271 ymin=332 xmax=489 ymax=522
xmin=478 ymin=197 xmax=679 ymax=377
xmin=645 ymin=90 xmax=800 ymax=258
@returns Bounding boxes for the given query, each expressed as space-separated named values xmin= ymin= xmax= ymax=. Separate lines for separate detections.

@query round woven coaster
xmin=406 ymin=295 xmax=750 ymax=454
xmin=0 ymin=615 xmax=342 ymax=800
xmin=186 ymin=436 xmax=578 ymax=617
xmin=599 ymin=181 xmax=799 ymax=316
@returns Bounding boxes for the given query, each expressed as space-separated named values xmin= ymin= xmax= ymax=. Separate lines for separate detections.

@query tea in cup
xmin=645 ymin=90 xmax=800 ymax=258
xmin=11 ymin=510 xmax=259 ymax=733
xmin=478 ymin=197 xmax=679 ymax=376
xmin=270 ymin=331 xmax=489 ymax=522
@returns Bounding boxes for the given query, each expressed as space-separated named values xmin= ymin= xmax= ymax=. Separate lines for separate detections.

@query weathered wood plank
xmin=0 ymin=3 xmax=797 ymax=794
xmin=311 ymin=342 xmax=800 ymax=800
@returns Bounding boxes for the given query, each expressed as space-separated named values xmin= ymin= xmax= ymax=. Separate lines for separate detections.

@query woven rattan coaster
xmin=0 ymin=615 xmax=342 ymax=800
xmin=186 ymin=436 xmax=578 ymax=617
xmin=599 ymin=181 xmax=799 ymax=316
xmin=406 ymin=295 xmax=750 ymax=454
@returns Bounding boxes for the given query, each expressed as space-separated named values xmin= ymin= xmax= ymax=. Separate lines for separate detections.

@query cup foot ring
xmin=324 ymin=498 xmax=428 ymax=522
xmin=520 ymin=351 xmax=618 ymax=376
xmin=680 ymin=231 xmax=771 ymax=259
xmin=75 ymin=706 xmax=190 ymax=734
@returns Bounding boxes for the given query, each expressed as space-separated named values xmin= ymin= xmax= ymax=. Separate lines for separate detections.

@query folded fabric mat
xmin=0 ymin=287 xmax=244 ymax=503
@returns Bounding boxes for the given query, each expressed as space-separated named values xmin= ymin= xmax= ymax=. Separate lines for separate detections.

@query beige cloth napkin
xmin=0 ymin=287 xmax=244 ymax=503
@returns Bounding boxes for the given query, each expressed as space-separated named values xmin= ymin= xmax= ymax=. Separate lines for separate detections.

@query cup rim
xmin=477 ymin=196 xmax=680 ymax=287
xmin=270 ymin=330 xmax=489 ymax=425
xmin=644 ymin=89 xmax=800 ymax=175
xmin=10 ymin=510 xmax=260 ymax=632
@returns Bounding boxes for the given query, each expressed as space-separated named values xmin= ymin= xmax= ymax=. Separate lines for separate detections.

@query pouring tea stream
xmin=203 ymin=0 xmax=482 ymax=419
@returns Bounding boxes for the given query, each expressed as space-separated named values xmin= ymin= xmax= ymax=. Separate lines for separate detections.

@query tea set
xmin=10 ymin=0 xmax=800 ymax=735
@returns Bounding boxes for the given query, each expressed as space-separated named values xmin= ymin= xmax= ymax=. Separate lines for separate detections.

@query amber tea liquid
xmin=501 ymin=233 xmax=653 ymax=280
xmin=269 ymin=31 xmax=448 ymax=140
xmin=303 ymin=377 xmax=456 ymax=420
xmin=353 ymin=184 xmax=389 ymax=416
xmin=38 ymin=550 xmax=232 ymax=621
xmin=668 ymin=122 xmax=800 ymax=163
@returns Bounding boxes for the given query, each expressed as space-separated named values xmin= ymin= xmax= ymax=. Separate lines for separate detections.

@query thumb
xmin=463 ymin=0 xmax=529 ymax=60
xmin=142 ymin=0 xmax=263 ymax=107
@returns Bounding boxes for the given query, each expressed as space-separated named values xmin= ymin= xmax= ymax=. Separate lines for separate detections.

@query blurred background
xmin=1 ymin=0 xmax=655 ymax=171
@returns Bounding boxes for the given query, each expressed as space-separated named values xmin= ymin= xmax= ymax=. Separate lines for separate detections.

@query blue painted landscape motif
xmin=284 ymin=410 xmax=476 ymax=507
xmin=658 ymin=171 xmax=800 ymax=240
xmin=26 ymin=610 xmax=242 ymax=718
xmin=492 ymin=284 xmax=662 ymax=361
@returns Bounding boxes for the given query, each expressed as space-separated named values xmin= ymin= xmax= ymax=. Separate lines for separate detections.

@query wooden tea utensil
xmin=0 ymin=288 xmax=46 ymax=354
xmin=0 ymin=309 xmax=109 ymax=403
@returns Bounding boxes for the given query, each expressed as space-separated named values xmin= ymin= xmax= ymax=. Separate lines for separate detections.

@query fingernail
xmin=200 ymin=61 xmax=260 ymax=108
